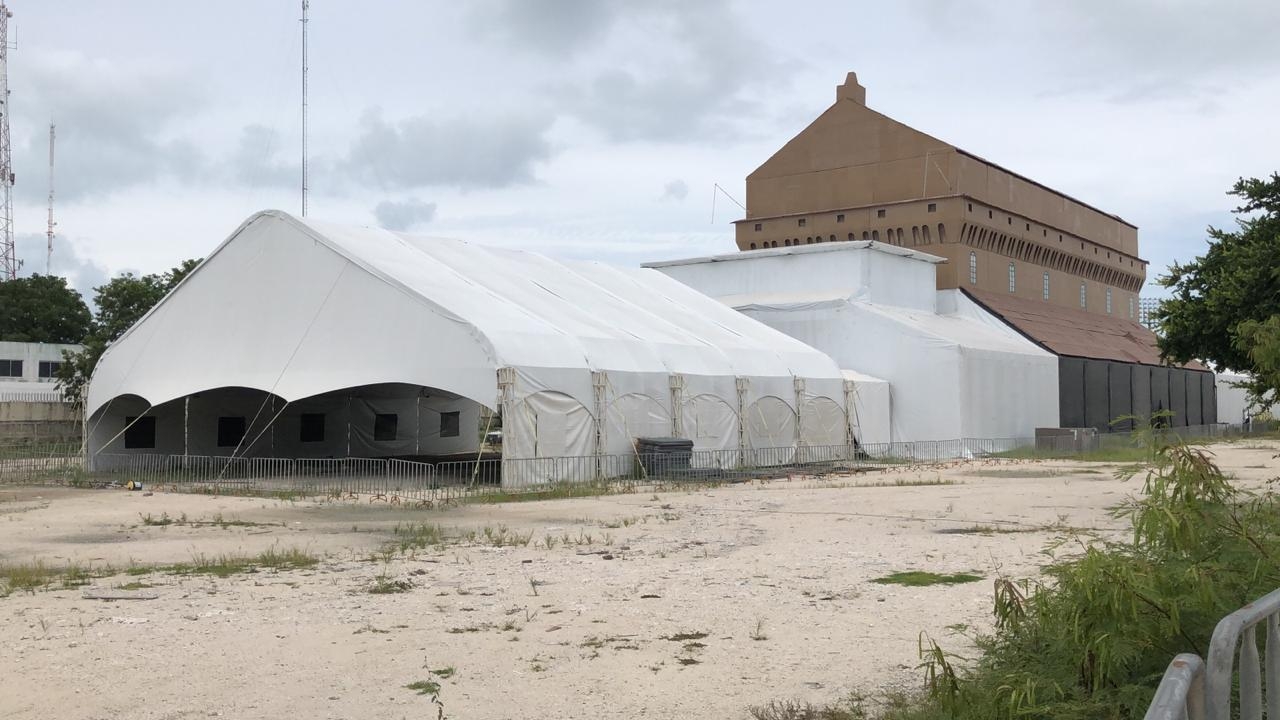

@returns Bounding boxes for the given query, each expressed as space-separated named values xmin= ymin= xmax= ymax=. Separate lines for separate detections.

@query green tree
xmin=56 ymin=259 xmax=202 ymax=405
xmin=1155 ymin=172 xmax=1280 ymax=406
xmin=0 ymin=274 xmax=92 ymax=344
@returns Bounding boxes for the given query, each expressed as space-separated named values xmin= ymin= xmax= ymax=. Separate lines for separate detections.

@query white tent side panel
xmin=737 ymin=302 xmax=965 ymax=443
xmin=843 ymin=370 xmax=891 ymax=447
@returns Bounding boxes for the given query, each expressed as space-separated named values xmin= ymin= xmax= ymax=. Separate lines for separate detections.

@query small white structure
xmin=1215 ymin=371 xmax=1258 ymax=425
xmin=0 ymin=341 xmax=77 ymax=391
xmin=646 ymin=242 xmax=1061 ymax=443
xmin=86 ymin=211 xmax=852 ymax=484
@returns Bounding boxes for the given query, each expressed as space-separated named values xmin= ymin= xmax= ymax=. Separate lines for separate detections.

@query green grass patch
xmin=429 ymin=666 xmax=455 ymax=678
xmin=405 ymin=680 xmax=440 ymax=695
xmin=459 ymin=481 xmax=623 ymax=505
xmin=858 ymin=478 xmax=959 ymax=488
xmin=0 ymin=560 xmax=110 ymax=595
xmin=390 ymin=522 xmax=451 ymax=552
xmin=871 ymin=571 xmax=983 ymax=587
xmin=168 ymin=546 xmax=318 ymax=577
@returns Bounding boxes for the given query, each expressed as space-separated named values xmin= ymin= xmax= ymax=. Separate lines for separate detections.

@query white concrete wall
xmin=0 ymin=341 xmax=82 ymax=383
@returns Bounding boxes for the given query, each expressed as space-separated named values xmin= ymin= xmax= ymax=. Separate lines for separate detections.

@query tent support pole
xmin=735 ymin=377 xmax=748 ymax=468
xmin=183 ymin=397 xmax=189 ymax=457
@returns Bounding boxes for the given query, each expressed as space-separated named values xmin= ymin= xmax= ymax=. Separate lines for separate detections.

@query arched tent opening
xmin=605 ymin=393 xmax=672 ymax=454
xmin=88 ymin=388 xmax=287 ymax=461
xmin=88 ymin=383 xmax=488 ymax=466
xmin=745 ymin=395 xmax=798 ymax=465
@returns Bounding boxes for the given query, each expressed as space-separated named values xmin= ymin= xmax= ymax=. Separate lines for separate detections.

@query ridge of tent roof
xmin=642 ymin=240 xmax=945 ymax=269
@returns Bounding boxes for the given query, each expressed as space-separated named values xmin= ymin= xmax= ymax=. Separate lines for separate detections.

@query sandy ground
xmin=1 ymin=441 xmax=1277 ymax=720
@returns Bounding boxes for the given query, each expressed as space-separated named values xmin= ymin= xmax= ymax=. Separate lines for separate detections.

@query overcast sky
xmin=9 ymin=0 xmax=1280 ymax=300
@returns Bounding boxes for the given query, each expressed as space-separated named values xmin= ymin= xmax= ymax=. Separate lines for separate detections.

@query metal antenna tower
xmin=46 ymin=123 xmax=54 ymax=275
xmin=300 ymin=0 xmax=309 ymax=217
xmin=0 ymin=2 xmax=15 ymax=281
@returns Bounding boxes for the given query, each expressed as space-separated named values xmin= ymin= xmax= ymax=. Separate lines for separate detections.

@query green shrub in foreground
xmin=888 ymin=443 xmax=1280 ymax=720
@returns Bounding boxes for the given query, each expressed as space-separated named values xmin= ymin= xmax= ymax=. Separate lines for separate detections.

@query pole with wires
xmin=300 ymin=0 xmax=309 ymax=217
xmin=46 ymin=123 xmax=54 ymax=274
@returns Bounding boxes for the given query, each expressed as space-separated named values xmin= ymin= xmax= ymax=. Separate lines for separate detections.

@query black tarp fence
xmin=1058 ymin=356 xmax=1217 ymax=432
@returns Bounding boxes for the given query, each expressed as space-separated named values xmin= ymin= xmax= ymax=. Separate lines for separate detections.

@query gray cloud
xmin=343 ymin=109 xmax=555 ymax=190
xmin=550 ymin=2 xmax=795 ymax=142
xmin=661 ymin=179 xmax=688 ymax=202
xmin=468 ymin=0 xmax=623 ymax=57
xmin=909 ymin=0 xmax=1280 ymax=104
xmin=374 ymin=198 xmax=438 ymax=231
xmin=233 ymin=124 xmax=302 ymax=189
xmin=13 ymin=52 xmax=209 ymax=203
xmin=16 ymin=231 xmax=109 ymax=303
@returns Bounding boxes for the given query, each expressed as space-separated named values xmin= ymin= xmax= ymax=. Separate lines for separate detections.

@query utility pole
xmin=0 ymin=2 xmax=15 ymax=281
xmin=46 ymin=123 xmax=54 ymax=274
xmin=301 ymin=0 xmax=309 ymax=217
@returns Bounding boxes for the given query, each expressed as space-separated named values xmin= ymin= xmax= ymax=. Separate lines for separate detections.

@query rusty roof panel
xmin=963 ymin=289 xmax=1205 ymax=370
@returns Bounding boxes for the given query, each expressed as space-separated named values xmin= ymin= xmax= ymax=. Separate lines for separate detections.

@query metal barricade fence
xmin=1145 ymin=586 xmax=1280 ymax=720
xmin=0 ymin=421 xmax=1273 ymax=499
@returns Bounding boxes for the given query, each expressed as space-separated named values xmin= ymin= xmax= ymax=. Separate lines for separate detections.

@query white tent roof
xmin=87 ymin=211 xmax=844 ymax=418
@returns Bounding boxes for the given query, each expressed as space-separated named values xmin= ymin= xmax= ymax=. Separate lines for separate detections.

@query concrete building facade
xmin=728 ymin=72 xmax=1216 ymax=432
xmin=735 ymin=72 xmax=1146 ymax=322
xmin=0 ymin=341 xmax=80 ymax=444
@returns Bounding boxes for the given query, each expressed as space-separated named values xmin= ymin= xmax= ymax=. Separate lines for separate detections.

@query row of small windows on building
xmin=966 ymin=201 xmax=1139 ymax=271
xmin=963 ymin=223 xmax=1141 ymax=292
xmin=749 ymin=223 xmax=947 ymax=250
xmin=121 ymin=411 xmax=462 ymax=450
xmin=754 ymin=203 xmax=939 ymax=234
xmin=0 ymin=360 xmax=62 ymax=378
xmin=969 ymin=252 xmax=1134 ymax=318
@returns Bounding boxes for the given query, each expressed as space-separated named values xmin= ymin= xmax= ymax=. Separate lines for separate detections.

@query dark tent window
xmin=374 ymin=413 xmax=398 ymax=442
xmin=217 ymin=416 xmax=247 ymax=448
xmin=124 ymin=416 xmax=156 ymax=449
xmin=440 ymin=411 xmax=460 ymax=438
xmin=300 ymin=413 xmax=325 ymax=443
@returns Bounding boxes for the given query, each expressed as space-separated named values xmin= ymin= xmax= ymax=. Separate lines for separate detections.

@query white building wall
xmin=0 ymin=341 xmax=81 ymax=384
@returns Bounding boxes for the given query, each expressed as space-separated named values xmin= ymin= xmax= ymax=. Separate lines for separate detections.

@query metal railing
xmin=1145 ymin=654 xmax=1205 ymax=720
xmin=0 ymin=390 xmax=67 ymax=403
xmin=1145 ymin=587 xmax=1280 ymax=720
xmin=84 ymin=453 xmax=439 ymax=500
xmin=0 ymin=422 xmax=1273 ymax=501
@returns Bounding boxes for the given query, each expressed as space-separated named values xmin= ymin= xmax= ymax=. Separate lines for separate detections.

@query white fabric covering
xmin=1215 ymin=372 xmax=1256 ymax=424
xmin=648 ymin=243 xmax=1060 ymax=442
xmin=86 ymin=211 xmax=848 ymax=483
xmin=842 ymin=369 xmax=891 ymax=447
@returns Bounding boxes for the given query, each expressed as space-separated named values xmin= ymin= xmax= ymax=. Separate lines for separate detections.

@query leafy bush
xmin=887 ymin=442 xmax=1280 ymax=720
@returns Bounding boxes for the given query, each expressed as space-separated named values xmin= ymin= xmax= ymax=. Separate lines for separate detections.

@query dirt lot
xmin=2 ymin=441 xmax=1276 ymax=720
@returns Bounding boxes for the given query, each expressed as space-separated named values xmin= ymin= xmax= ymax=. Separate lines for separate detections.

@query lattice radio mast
xmin=0 ymin=2 xmax=15 ymax=281
xmin=46 ymin=123 xmax=54 ymax=274
xmin=300 ymin=0 xmax=309 ymax=217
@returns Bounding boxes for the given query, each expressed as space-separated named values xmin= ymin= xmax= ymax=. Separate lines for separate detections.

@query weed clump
xmin=871 ymin=571 xmax=983 ymax=587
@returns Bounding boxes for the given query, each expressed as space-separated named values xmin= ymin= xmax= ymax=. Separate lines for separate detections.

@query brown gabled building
xmin=733 ymin=72 xmax=1214 ymax=430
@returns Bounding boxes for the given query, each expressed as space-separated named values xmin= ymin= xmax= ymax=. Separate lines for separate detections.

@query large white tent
xmin=85 ymin=211 xmax=851 ymax=484
xmin=647 ymin=242 xmax=1060 ymax=443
